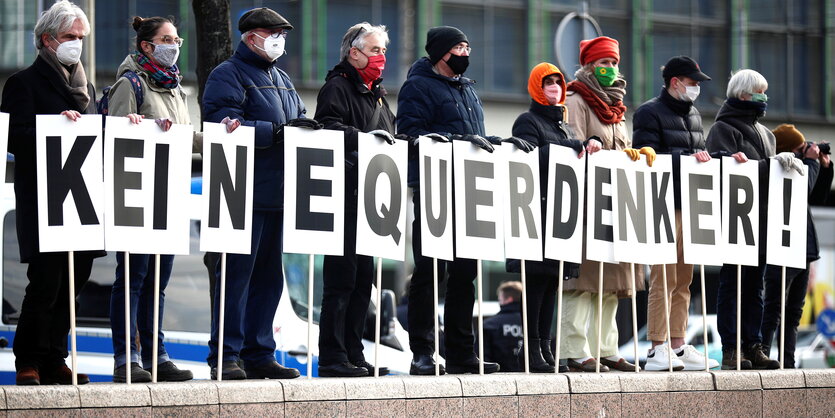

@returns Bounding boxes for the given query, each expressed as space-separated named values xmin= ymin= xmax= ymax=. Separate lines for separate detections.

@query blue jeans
xmin=207 ymin=210 xmax=283 ymax=368
xmin=110 ymin=253 xmax=174 ymax=368
xmin=716 ymin=263 xmax=766 ymax=349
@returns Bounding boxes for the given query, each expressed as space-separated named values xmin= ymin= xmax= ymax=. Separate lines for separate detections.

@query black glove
xmin=394 ymin=133 xmax=415 ymax=142
xmin=369 ymin=129 xmax=395 ymax=145
xmin=286 ymin=118 xmax=324 ymax=130
xmin=453 ymin=134 xmax=494 ymax=153
xmin=485 ymin=135 xmax=503 ymax=146
xmin=424 ymin=133 xmax=451 ymax=143
xmin=504 ymin=136 xmax=535 ymax=153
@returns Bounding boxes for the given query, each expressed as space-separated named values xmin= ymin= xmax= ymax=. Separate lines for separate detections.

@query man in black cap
xmin=202 ymin=6 xmax=320 ymax=380
xmin=397 ymin=26 xmax=531 ymax=375
xmin=632 ymin=55 xmax=719 ymax=372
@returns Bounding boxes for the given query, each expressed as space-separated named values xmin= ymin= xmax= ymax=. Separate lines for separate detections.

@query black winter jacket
xmin=480 ymin=302 xmax=523 ymax=372
xmin=397 ymin=57 xmax=486 ymax=187
xmin=706 ymin=99 xmax=775 ymax=161
xmin=506 ymin=101 xmax=581 ymax=278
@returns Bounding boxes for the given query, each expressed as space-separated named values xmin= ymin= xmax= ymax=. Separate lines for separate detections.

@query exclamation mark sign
xmin=782 ymin=178 xmax=792 ymax=247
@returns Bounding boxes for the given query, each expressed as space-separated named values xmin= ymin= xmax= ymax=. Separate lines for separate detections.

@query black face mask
xmin=445 ymin=54 xmax=469 ymax=75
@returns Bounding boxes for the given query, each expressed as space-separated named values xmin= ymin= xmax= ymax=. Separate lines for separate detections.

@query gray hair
xmin=726 ymin=69 xmax=768 ymax=99
xmin=34 ymin=0 xmax=90 ymax=49
xmin=340 ymin=22 xmax=388 ymax=60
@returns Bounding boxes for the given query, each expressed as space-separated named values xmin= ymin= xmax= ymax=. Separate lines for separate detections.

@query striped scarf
xmin=134 ymin=51 xmax=180 ymax=89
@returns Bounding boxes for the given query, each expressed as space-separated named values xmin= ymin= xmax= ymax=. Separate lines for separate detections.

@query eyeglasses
xmin=452 ymin=45 xmax=471 ymax=54
xmin=154 ymin=36 xmax=184 ymax=47
xmin=266 ymin=29 xmax=289 ymax=39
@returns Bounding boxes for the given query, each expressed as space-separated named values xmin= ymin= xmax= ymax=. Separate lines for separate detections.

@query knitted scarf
xmin=38 ymin=48 xmax=90 ymax=110
xmin=567 ymin=67 xmax=627 ymax=124
xmin=134 ymin=51 xmax=180 ymax=89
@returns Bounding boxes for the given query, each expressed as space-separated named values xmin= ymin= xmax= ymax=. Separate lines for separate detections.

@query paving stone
xmin=344 ymin=377 xmax=405 ymax=400
xmin=803 ymin=369 xmax=835 ymax=387
xmin=405 ymin=398 xmax=463 ymax=417
xmin=346 ymin=399 xmax=405 ymax=417
xmin=215 ymin=380 xmax=284 ymax=404
xmin=667 ymin=391 xmax=717 ymax=417
xmin=4 ymin=386 xmax=79 ymax=410
xmin=514 ymin=374 xmax=569 ymax=395
xmin=565 ymin=373 xmax=621 ymax=393
xmin=667 ymin=371 xmax=714 ymax=391
xmin=713 ymin=390 xmax=762 ymax=418
xmin=621 ymin=392 xmax=671 ymax=417
xmin=758 ymin=369 xmax=805 ymax=389
xmin=619 ymin=372 xmax=668 ymax=392
xmin=403 ymin=376 xmax=462 ymax=399
xmin=458 ymin=375 xmax=517 ymax=397
xmin=570 ymin=393 xmax=621 ymax=417
xmin=462 ymin=396 xmax=517 ymax=418
xmin=762 ymin=389 xmax=805 ymax=418
xmin=149 ymin=381 xmax=219 ymax=407
xmin=281 ymin=378 xmax=345 ymax=402
xmin=77 ymin=383 xmax=151 ymax=408
xmin=284 ymin=400 xmax=345 ymax=417
xmin=219 ymin=403 xmax=284 ymax=417
xmin=711 ymin=370 xmax=762 ymax=390
xmin=805 ymin=387 xmax=835 ymax=418
xmin=517 ymin=394 xmax=569 ymax=417
xmin=81 ymin=407 xmax=151 ymax=417
xmin=152 ymin=405 xmax=219 ymax=417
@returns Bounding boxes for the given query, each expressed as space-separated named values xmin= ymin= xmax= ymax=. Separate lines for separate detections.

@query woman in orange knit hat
xmin=508 ymin=62 xmax=590 ymax=373
xmin=561 ymin=36 xmax=646 ymax=372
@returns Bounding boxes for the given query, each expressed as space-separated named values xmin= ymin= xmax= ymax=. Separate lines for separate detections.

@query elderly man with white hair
xmin=706 ymin=68 xmax=780 ymax=371
xmin=313 ymin=22 xmax=398 ymax=377
xmin=0 ymin=0 xmax=101 ymax=385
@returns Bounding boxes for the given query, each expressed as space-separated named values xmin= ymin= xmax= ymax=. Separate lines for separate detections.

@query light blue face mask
xmin=750 ymin=92 xmax=768 ymax=103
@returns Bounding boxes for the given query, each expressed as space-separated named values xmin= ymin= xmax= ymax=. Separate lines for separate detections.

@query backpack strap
xmin=121 ymin=70 xmax=144 ymax=111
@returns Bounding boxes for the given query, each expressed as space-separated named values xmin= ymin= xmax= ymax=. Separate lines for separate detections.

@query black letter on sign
xmin=208 ymin=144 xmax=247 ymax=229
xmin=46 ymin=135 xmax=99 ymax=226
xmin=423 ymin=156 xmax=449 ymax=238
xmin=650 ymin=172 xmax=674 ymax=244
xmin=688 ymin=174 xmax=714 ymax=245
xmin=464 ymin=160 xmax=495 ymax=239
xmin=728 ymin=174 xmax=755 ymax=245
xmin=616 ymin=168 xmax=647 ymax=243
xmin=364 ymin=154 xmax=402 ymax=244
xmin=552 ymin=163 xmax=579 ymax=239
xmin=593 ymin=166 xmax=613 ymax=242
xmin=782 ymin=178 xmax=792 ymax=247
xmin=153 ymin=144 xmax=169 ymax=230
xmin=508 ymin=162 xmax=537 ymax=239
xmin=296 ymin=147 xmax=334 ymax=231
xmin=113 ymin=137 xmax=144 ymax=227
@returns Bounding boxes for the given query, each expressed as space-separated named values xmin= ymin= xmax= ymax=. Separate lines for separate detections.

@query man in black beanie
xmin=397 ymin=26 xmax=523 ymax=375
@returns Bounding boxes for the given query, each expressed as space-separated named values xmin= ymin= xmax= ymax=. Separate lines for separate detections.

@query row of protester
xmin=1 ymin=1 xmax=829 ymax=387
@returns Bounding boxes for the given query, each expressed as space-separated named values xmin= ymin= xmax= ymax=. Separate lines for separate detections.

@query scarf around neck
xmin=568 ymin=67 xmax=627 ymax=124
xmin=39 ymin=48 xmax=90 ymax=110
xmin=134 ymin=51 xmax=180 ymax=89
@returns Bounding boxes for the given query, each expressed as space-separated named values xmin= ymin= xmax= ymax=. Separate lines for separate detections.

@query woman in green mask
xmin=560 ymin=36 xmax=646 ymax=372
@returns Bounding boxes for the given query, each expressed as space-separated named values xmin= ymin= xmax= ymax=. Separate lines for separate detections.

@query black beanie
xmin=425 ymin=26 xmax=468 ymax=64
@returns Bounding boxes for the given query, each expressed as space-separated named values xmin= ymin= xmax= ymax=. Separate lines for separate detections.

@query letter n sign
xmin=36 ymin=114 xmax=105 ymax=252
xmin=200 ymin=122 xmax=255 ymax=254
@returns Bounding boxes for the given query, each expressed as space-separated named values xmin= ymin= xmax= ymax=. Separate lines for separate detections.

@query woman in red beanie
xmin=560 ymin=36 xmax=646 ymax=372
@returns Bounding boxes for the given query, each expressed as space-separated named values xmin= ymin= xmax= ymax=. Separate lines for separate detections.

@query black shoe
xmin=558 ymin=360 xmax=569 ymax=373
xmin=721 ymin=348 xmax=752 ymax=370
xmin=318 ymin=362 xmax=367 ymax=377
xmin=245 ymin=360 xmax=300 ymax=379
xmin=446 ymin=358 xmax=500 ymax=374
xmin=519 ymin=339 xmax=555 ymax=373
xmin=113 ymin=362 xmax=152 ymax=383
xmin=744 ymin=343 xmax=780 ymax=370
xmin=351 ymin=359 xmax=389 ymax=377
xmin=211 ymin=360 xmax=247 ymax=380
xmin=540 ymin=339 xmax=556 ymax=367
xmin=146 ymin=361 xmax=193 ymax=382
xmin=409 ymin=354 xmax=445 ymax=375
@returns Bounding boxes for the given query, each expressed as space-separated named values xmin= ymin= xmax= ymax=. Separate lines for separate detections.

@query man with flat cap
xmin=632 ymin=55 xmax=720 ymax=372
xmin=397 ymin=26 xmax=531 ymax=375
xmin=202 ymin=6 xmax=320 ymax=380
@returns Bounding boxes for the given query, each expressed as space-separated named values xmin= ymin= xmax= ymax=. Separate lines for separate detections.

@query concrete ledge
xmin=565 ymin=373 xmax=621 ymax=393
xmin=514 ymin=374 xmax=569 ymax=395
xmin=759 ymin=369 xmax=806 ymax=389
xmin=667 ymin=371 xmax=715 ymax=391
xmin=215 ymin=380 xmax=284 ymax=404
xmin=149 ymin=381 xmax=219 ymax=406
xmin=4 ymin=386 xmax=80 ymax=409
xmin=78 ymin=383 xmax=151 ymax=408
xmin=711 ymin=370 xmax=762 ymax=390
xmin=458 ymin=375 xmax=517 ymax=397
xmin=619 ymin=372 xmax=669 ymax=392
xmin=803 ymin=369 xmax=835 ymax=387
xmin=281 ymin=377 xmax=345 ymax=401
xmin=403 ymin=376 xmax=462 ymax=398
xmin=344 ymin=376 xmax=405 ymax=400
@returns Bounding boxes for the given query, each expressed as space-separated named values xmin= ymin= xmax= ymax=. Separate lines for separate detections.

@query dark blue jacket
xmin=202 ymin=42 xmax=306 ymax=210
xmin=397 ymin=57 xmax=485 ymax=186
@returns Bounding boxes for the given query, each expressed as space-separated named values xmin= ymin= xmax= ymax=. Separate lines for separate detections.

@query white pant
xmin=558 ymin=290 xmax=620 ymax=359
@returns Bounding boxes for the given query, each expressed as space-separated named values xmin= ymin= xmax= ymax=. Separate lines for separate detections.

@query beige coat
xmin=108 ymin=55 xmax=202 ymax=153
xmin=564 ymin=89 xmax=644 ymax=297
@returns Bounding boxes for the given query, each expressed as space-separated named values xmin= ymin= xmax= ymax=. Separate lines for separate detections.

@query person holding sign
xmin=202 ymin=6 xmax=314 ymax=380
xmin=632 ymin=56 xmax=719 ymax=371
xmin=0 ymin=0 xmax=101 ymax=386
xmin=561 ymin=36 xmax=643 ymax=372
xmin=313 ymin=22 xmax=396 ymax=378
xmin=105 ymin=16 xmax=196 ymax=383
xmin=760 ymin=124 xmax=829 ymax=368
xmin=508 ymin=62 xmax=586 ymax=373
xmin=706 ymin=69 xmax=779 ymax=370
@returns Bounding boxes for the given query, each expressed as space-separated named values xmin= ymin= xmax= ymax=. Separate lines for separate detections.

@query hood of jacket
xmin=528 ymin=62 xmax=566 ymax=106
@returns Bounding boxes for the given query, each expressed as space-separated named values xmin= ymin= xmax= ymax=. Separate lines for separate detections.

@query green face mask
xmin=594 ymin=66 xmax=618 ymax=87
xmin=750 ymin=92 xmax=768 ymax=103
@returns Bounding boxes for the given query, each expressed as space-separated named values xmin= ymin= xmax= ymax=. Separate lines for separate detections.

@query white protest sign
xmin=502 ymin=144 xmax=542 ymax=261
xmin=199 ymin=122 xmax=254 ymax=254
xmin=721 ymin=157 xmax=760 ymax=266
xmin=680 ymin=157 xmax=723 ymax=265
xmin=103 ymin=117 xmax=192 ymax=254
xmin=453 ymin=140 xmax=505 ymax=261
xmin=585 ymin=150 xmax=619 ymax=263
xmin=544 ymin=144 xmax=585 ymax=264
xmin=283 ymin=127 xmax=345 ymax=255
xmin=418 ymin=136 xmax=454 ymax=261
xmin=356 ymin=133 xmax=408 ymax=261
xmin=613 ymin=154 xmax=677 ymax=264
xmin=766 ymin=159 xmax=808 ymax=269
xmin=36 ymin=114 xmax=105 ymax=252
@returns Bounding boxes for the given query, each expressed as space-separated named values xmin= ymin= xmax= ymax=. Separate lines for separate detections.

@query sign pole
xmin=151 ymin=254 xmax=161 ymax=382
xmin=374 ymin=257 xmax=383 ymax=377
xmin=736 ymin=264 xmax=742 ymax=371
xmin=433 ymin=258 xmax=440 ymax=376
xmin=477 ymin=260 xmax=484 ymax=375
xmin=307 ymin=253 xmax=314 ymax=379
xmin=596 ymin=261 xmax=603 ymax=373
xmin=630 ymin=263 xmax=639 ymax=372
xmin=521 ymin=260 xmax=530 ymax=373
xmin=217 ymin=253 xmax=227 ymax=382
xmin=68 ymin=251 xmax=78 ymax=386
xmin=124 ymin=251 xmax=131 ymax=384
xmin=779 ymin=265 xmax=786 ymax=369
xmin=700 ymin=265 xmax=710 ymax=370
xmin=555 ymin=261 xmax=565 ymax=374
xmin=662 ymin=265 xmax=673 ymax=372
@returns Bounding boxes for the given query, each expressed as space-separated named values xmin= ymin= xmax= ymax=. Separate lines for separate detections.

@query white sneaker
xmin=677 ymin=344 xmax=720 ymax=371
xmin=644 ymin=343 xmax=685 ymax=371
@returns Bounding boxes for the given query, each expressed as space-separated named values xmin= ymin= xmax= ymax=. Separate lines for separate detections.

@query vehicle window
xmin=283 ymin=253 xmax=323 ymax=324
